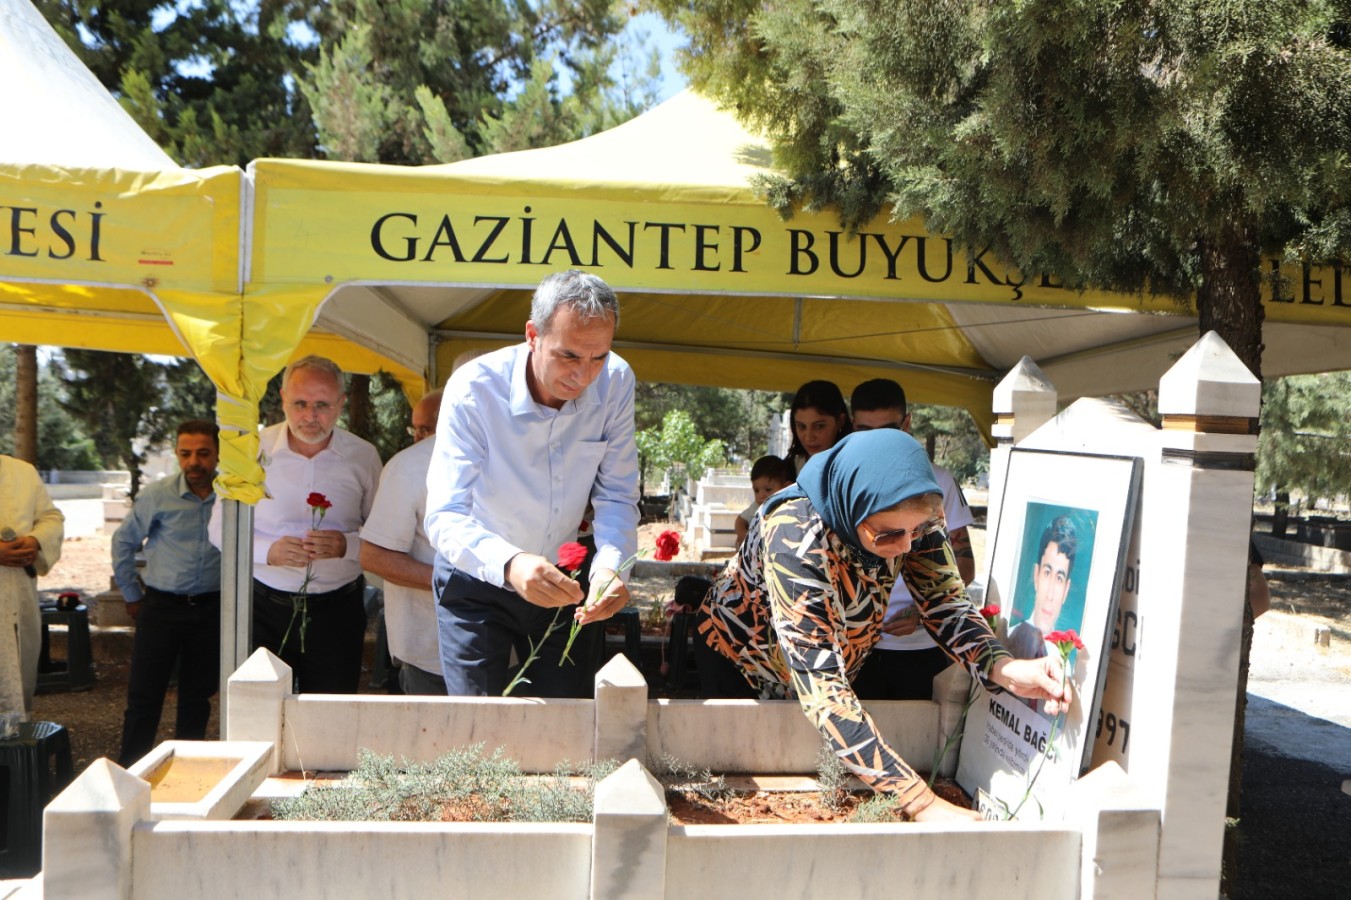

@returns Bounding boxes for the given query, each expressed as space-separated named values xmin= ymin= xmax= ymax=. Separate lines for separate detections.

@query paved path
xmin=1235 ymin=611 xmax=1351 ymax=898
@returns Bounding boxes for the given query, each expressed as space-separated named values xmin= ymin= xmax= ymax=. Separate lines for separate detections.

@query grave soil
xmin=665 ymin=778 xmax=972 ymax=825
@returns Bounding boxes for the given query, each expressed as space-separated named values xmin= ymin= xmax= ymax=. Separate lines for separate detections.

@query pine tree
xmin=301 ymin=0 xmax=660 ymax=164
xmin=35 ymin=0 xmax=320 ymax=166
xmin=650 ymin=0 xmax=1351 ymax=380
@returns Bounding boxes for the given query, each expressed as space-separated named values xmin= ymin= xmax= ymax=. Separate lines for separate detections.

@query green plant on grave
xmin=651 ymin=754 xmax=732 ymax=804
xmin=849 ymin=793 xmax=905 ymax=824
xmin=814 ymin=744 xmax=850 ymax=814
xmin=270 ymin=745 xmax=618 ymax=824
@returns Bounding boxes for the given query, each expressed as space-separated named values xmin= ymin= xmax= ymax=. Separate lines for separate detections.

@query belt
xmin=145 ymin=586 xmax=220 ymax=605
xmin=255 ymin=576 xmax=364 ymax=607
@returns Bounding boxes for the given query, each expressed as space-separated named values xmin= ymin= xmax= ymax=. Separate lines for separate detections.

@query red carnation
xmin=654 ymin=530 xmax=681 ymax=561
xmin=557 ymin=541 xmax=588 ymax=573
xmin=307 ymin=492 xmax=332 ymax=510
xmin=1045 ymin=629 xmax=1085 ymax=653
xmin=979 ymin=604 xmax=1001 ymax=620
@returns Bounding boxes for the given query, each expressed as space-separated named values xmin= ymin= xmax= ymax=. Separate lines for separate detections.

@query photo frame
xmin=955 ymin=448 xmax=1141 ymax=820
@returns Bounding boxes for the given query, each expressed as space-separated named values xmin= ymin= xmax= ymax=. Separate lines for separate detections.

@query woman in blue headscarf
xmin=695 ymin=429 xmax=1070 ymax=822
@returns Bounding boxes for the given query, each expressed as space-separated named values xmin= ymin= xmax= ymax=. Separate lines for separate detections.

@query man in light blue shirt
xmin=113 ymin=420 xmax=221 ymax=766
xmin=426 ymin=269 xmax=640 ymax=697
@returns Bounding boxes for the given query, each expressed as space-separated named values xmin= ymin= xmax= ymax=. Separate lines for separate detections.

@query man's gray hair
xmin=530 ymin=270 xmax=619 ymax=333
xmin=283 ymin=355 xmax=346 ymax=392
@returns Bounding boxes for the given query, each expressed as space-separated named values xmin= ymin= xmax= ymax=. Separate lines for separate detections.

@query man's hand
xmin=266 ymin=536 xmax=309 ymax=567
xmin=124 ymin=601 xmax=140 ymax=622
xmin=505 ymin=553 xmax=585 ymax=608
xmin=303 ymin=529 xmax=347 ymax=561
xmin=0 ymin=535 xmax=39 ymax=569
xmin=992 ymin=657 xmax=1074 ymax=716
xmin=881 ymin=606 xmax=920 ymax=636
xmin=575 ymin=567 xmax=630 ymax=625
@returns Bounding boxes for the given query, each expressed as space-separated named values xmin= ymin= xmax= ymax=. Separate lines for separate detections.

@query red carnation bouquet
xmin=283 ymin=491 xmax=333 ymax=653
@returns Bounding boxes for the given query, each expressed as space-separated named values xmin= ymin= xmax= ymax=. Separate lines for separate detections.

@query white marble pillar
xmin=1068 ymin=761 xmax=1161 ymax=900
xmin=590 ymin=759 xmax=667 ymax=900
xmin=987 ymin=357 xmax=1057 ymax=582
xmin=593 ymin=653 xmax=648 ymax=764
xmin=225 ymin=648 xmax=292 ymax=774
xmin=42 ymin=759 xmax=149 ymax=900
xmin=1141 ymin=332 xmax=1259 ymax=899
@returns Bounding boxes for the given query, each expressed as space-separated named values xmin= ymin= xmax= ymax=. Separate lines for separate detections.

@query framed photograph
xmin=956 ymin=448 xmax=1141 ymax=820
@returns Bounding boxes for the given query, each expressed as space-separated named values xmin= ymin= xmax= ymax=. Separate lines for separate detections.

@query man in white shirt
xmin=0 ymin=455 xmax=64 ymax=719
xmin=848 ymin=378 xmax=977 ymax=701
xmin=359 ymin=390 xmax=445 ymax=694
xmin=212 ymin=355 xmax=382 ymax=693
xmin=425 ymin=269 xmax=640 ymax=697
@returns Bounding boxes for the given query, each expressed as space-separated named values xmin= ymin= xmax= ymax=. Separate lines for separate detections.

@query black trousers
xmin=691 ymin=611 xmax=759 ymax=699
xmin=434 ymin=557 xmax=603 ymax=698
xmin=118 ymin=588 xmax=220 ymax=767
xmin=252 ymin=577 xmax=367 ymax=694
xmin=851 ymin=647 xmax=953 ymax=701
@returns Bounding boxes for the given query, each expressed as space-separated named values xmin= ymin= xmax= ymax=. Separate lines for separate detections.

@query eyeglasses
xmin=287 ymin=400 xmax=336 ymax=414
xmin=859 ymin=517 xmax=942 ymax=549
xmin=406 ymin=425 xmax=435 ymax=440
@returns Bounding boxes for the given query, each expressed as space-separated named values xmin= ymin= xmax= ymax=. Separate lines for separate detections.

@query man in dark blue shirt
xmin=113 ymin=420 xmax=221 ymax=766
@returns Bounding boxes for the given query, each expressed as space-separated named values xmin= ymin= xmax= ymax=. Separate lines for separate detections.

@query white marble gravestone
xmin=978 ymin=332 xmax=1259 ymax=899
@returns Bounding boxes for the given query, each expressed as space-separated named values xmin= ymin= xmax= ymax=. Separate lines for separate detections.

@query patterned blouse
xmin=698 ymin=495 xmax=1009 ymax=816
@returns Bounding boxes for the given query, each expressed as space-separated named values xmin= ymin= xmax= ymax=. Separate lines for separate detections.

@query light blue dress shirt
xmin=111 ymin=472 xmax=220 ymax=602
xmin=425 ymin=342 xmax=640 ymax=588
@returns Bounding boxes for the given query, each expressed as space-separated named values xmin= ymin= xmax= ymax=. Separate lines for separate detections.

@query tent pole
xmin=219 ymin=498 xmax=254 ymax=728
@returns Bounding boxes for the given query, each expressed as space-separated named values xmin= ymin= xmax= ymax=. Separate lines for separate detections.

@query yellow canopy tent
xmin=0 ymin=0 xmax=265 ymax=495
xmin=248 ymin=91 xmax=1351 ymax=436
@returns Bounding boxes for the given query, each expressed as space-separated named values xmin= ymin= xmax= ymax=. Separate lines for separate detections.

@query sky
xmin=627 ymin=11 xmax=689 ymax=102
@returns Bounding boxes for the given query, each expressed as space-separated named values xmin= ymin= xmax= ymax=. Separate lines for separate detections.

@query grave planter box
xmin=37 ymin=653 xmax=1159 ymax=900
xmin=35 ymin=331 xmax=1251 ymax=900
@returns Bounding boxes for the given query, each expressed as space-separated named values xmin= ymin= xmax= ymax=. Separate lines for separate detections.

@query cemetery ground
xmin=29 ymin=526 xmax=1351 ymax=899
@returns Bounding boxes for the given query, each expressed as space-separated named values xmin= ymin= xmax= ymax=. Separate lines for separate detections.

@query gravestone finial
xmin=992 ymin=356 xmax=1057 ymax=445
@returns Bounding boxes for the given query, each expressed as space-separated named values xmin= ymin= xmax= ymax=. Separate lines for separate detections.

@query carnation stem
xmin=502 ymin=607 xmax=566 ymax=696
xmin=559 ymin=554 xmax=641 ymax=665
xmin=928 ymin=681 xmax=979 ymax=788
xmin=1008 ymin=666 xmax=1069 ymax=819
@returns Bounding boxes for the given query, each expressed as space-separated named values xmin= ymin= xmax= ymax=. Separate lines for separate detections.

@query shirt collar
xmin=171 ymin=470 xmax=215 ymax=503
xmin=507 ymin=341 xmax=601 ymax=417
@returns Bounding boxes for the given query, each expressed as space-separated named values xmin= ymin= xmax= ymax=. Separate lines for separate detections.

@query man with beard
xmin=114 ymin=421 xmax=222 ymax=764
xmin=214 ymin=356 xmax=382 ymax=693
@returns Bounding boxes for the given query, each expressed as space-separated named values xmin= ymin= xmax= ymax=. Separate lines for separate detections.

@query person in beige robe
xmin=1 ymin=455 xmax=64 ymax=718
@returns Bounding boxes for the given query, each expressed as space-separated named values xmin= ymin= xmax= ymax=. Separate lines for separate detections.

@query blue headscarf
xmin=764 ymin=429 xmax=941 ymax=564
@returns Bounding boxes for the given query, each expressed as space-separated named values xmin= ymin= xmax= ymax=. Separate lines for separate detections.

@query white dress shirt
xmin=425 ymin=342 xmax=639 ymax=588
xmin=211 ymin=423 xmax=382 ymax=593
xmin=359 ymin=439 xmax=439 ymax=674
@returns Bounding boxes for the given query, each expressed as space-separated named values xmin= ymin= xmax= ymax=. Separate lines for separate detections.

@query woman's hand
xmin=991 ymin=657 xmax=1073 ymax=716
xmin=911 ymin=794 xmax=981 ymax=823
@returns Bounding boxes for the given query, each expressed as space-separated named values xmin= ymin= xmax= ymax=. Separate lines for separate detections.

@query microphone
xmin=1 ymin=527 xmax=38 ymax=578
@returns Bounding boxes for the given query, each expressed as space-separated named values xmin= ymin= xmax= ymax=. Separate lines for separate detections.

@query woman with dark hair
xmin=694 ymin=430 xmax=1071 ymax=822
xmin=786 ymin=380 xmax=851 ymax=472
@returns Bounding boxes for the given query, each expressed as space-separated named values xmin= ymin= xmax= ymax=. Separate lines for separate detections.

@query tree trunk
xmin=347 ymin=374 xmax=373 ymax=441
xmin=1197 ymin=226 xmax=1262 ymax=896
xmin=1271 ymin=491 xmax=1290 ymax=538
xmin=14 ymin=345 xmax=38 ymax=465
